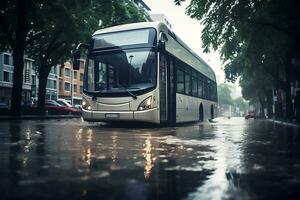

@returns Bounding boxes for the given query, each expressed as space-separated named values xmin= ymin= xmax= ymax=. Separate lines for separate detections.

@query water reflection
xmin=111 ymin=134 xmax=118 ymax=170
xmin=143 ymin=136 xmax=156 ymax=179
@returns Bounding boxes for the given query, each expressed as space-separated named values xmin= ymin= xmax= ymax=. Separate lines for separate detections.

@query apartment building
xmin=59 ymin=61 xmax=84 ymax=105
xmin=0 ymin=52 xmax=34 ymax=105
xmin=31 ymin=65 xmax=59 ymax=100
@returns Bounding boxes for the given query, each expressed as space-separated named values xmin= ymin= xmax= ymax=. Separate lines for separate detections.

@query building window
xmin=50 ymin=67 xmax=54 ymax=74
xmin=3 ymin=71 xmax=10 ymax=82
xmin=74 ymin=71 xmax=77 ymax=79
xmin=80 ymin=73 xmax=84 ymax=81
xmin=32 ymin=75 xmax=35 ymax=85
xmin=4 ymin=54 xmax=10 ymax=65
xmin=53 ymin=80 xmax=57 ymax=89
xmin=80 ymin=86 xmax=83 ymax=94
xmin=73 ymin=84 xmax=77 ymax=93
xmin=80 ymin=60 xmax=85 ymax=69
xmin=65 ymin=68 xmax=71 ymax=77
xmin=64 ymin=82 xmax=70 ymax=91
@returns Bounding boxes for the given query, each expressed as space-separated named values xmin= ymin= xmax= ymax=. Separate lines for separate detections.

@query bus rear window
xmin=93 ymin=28 xmax=156 ymax=49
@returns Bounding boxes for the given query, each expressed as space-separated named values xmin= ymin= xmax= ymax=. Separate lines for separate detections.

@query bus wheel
xmin=211 ymin=105 xmax=214 ymax=120
xmin=199 ymin=103 xmax=204 ymax=122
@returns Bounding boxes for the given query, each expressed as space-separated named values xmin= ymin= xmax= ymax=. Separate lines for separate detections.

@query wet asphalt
xmin=0 ymin=117 xmax=299 ymax=200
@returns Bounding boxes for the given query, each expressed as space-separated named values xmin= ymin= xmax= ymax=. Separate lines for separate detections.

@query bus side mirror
xmin=158 ymin=32 xmax=168 ymax=52
xmin=158 ymin=40 xmax=166 ymax=52
xmin=73 ymin=43 xmax=89 ymax=70
xmin=73 ymin=50 xmax=80 ymax=70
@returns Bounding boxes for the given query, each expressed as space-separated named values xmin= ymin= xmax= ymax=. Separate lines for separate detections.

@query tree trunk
xmin=10 ymin=0 xmax=28 ymax=116
xmin=11 ymin=50 xmax=25 ymax=116
xmin=37 ymin=65 xmax=50 ymax=115
xmin=285 ymin=55 xmax=293 ymax=120
xmin=266 ymin=90 xmax=273 ymax=119
xmin=259 ymin=99 xmax=265 ymax=118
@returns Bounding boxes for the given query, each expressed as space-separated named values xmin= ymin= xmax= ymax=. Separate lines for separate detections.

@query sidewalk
xmin=0 ymin=115 xmax=81 ymax=121
xmin=266 ymin=118 xmax=299 ymax=128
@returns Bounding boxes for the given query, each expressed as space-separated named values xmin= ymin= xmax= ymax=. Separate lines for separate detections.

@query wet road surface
xmin=0 ymin=117 xmax=299 ymax=200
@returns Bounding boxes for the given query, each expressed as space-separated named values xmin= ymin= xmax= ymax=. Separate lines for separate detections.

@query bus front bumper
xmin=82 ymin=108 xmax=159 ymax=124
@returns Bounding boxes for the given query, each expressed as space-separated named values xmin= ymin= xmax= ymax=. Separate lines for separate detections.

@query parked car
xmin=45 ymin=100 xmax=81 ymax=115
xmin=56 ymin=99 xmax=81 ymax=113
xmin=22 ymin=100 xmax=81 ymax=115
xmin=56 ymin=99 xmax=72 ymax=107
xmin=245 ymin=111 xmax=256 ymax=119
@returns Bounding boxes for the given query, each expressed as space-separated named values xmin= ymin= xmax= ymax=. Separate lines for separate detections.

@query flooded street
xmin=0 ymin=117 xmax=300 ymax=200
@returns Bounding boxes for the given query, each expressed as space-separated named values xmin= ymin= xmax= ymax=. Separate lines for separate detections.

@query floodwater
xmin=0 ymin=117 xmax=299 ymax=200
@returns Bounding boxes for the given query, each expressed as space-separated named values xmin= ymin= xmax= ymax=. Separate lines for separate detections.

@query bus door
xmin=168 ymin=56 xmax=176 ymax=123
xmin=159 ymin=53 xmax=176 ymax=123
xmin=159 ymin=53 xmax=167 ymax=123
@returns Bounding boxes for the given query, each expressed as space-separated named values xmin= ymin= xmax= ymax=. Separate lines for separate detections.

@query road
xmin=0 ymin=117 xmax=299 ymax=200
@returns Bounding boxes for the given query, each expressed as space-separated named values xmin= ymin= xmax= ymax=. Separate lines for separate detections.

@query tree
xmin=218 ymin=83 xmax=233 ymax=106
xmin=233 ymin=97 xmax=248 ymax=114
xmin=0 ymin=0 xmax=31 ymax=116
xmin=174 ymin=0 xmax=300 ymax=119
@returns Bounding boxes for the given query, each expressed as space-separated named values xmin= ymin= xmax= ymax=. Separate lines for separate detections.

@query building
xmin=59 ymin=61 xmax=84 ymax=106
xmin=131 ymin=0 xmax=152 ymax=21
xmin=0 ymin=52 xmax=34 ymax=105
xmin=149 ymin=14 xmax=172 ymax=29
xmin=31 ymin=65 xmax=60 ymax=101
xmin=132 ymin=0 xmax=151 ymax=12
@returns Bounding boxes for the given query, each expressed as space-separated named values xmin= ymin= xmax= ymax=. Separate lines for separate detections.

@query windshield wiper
xmin=126 ymin=90 xmax=137 ymax=99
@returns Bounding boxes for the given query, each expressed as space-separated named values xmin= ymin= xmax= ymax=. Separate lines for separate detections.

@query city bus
xmin=73 ymin=22 xmax=217 ymax=124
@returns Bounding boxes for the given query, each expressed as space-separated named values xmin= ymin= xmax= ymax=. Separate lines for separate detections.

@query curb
xmin=266 ymin=119 xmax=299 ymax=128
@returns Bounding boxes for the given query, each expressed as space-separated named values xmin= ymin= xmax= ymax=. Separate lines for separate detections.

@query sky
xmin=143 ymin=0 xmax=242 ymax=97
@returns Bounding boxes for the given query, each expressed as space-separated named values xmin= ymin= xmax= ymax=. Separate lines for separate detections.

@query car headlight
xmin=82 ymin=99 xmax=92 ymax=110
xmin=137 ymin=96 xmax=152 ymax=111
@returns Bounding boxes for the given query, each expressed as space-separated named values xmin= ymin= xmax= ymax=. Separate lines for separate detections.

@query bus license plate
xmin=105 ymin=113 xmax=120 ymax=119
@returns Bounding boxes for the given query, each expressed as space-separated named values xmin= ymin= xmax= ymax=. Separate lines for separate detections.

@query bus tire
xmin=199 ymin=103 xmax=204 ymax=122
xmin=211 ymin=105 xmax=214 ymax=120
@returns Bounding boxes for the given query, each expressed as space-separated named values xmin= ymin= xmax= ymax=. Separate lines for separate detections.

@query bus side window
xmin=198 ymin=79 xmax=203 ymax=98
xmin=192 ymin=75 xmax=198 ymax=97
xmin=185 ymin=68 xmax=191 ymax=95
xmin=176 ymin=67 xmax=184 ymax=93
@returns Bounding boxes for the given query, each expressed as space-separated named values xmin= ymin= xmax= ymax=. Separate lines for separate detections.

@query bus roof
xmin=93 ymin=22 xmax=216 ymax=82
xmin=93 ymin=22 xmax=162 ymax=36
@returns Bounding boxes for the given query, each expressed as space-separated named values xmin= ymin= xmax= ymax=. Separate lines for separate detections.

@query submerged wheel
xmin=199 ymin=103 xmax=204 ymax=122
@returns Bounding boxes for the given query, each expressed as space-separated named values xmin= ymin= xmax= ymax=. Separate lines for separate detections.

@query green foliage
xmin=175 ymin=0 xmax=300 ymax=117
xmin=233 ymin=97 xmax=248 ymax=113
xmin=218 ymin=83 xmax=233 ymax=106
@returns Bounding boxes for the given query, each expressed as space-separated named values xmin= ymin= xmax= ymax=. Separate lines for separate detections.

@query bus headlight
xmin=138 ymin=96 xmax=152 ymax=111
xmin=82 ymin=99 xmax=92 ymax=110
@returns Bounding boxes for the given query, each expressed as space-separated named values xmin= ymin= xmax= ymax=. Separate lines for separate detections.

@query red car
xmin=245 ymin=111 xmax=256 ymax=119
xmin=45 ymin=100 xmax=81 ymax=115
xmin=22 ymin=100 xmax=81 ymax=115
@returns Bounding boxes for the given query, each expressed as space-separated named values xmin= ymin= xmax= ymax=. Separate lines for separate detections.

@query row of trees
xmin=0 ymin=0 xmax=146 ymax=116
xmin=175 ymin=0 xmax=300 ymax=119
xmin=218 ymin=83 xmax=248 ymax=116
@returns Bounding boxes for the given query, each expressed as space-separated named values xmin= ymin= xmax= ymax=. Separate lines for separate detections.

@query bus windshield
xmin=84 ymin=48 xmax=156 ymax=95
xmin=93 ymin=28 xmax=156 ymax=49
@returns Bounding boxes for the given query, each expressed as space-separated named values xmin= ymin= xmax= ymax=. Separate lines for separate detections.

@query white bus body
xmin=79 ymin=22 xmax=217 ymax=124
